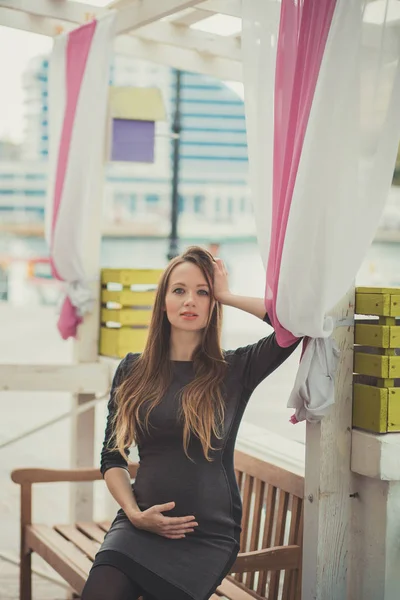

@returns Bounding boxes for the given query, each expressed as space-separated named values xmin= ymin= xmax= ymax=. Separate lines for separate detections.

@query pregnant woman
xmin=81 ymin=246 xmax=300 ymax=600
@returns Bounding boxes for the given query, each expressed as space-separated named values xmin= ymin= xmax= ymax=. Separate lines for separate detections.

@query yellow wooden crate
xmin=355 ymin=323 xmax=400 ymax=348
xmin=101 ymin=289 xmax=156 ymax=306
xmin=101 ymin=268 xmax=163 ymax=286
xmin=356 ymin=287 xmax=400 ymax=317
xmin=99 ymin=327 xmax=149 ymax=358
xmin=354 ymin=352 xmax=400 ymax=379
xmin=100 ymin=268 xmax=161 ymax=358
xmin=101 ymin=308 xmax=152 ymax=326
xmin=353 ymin=383 xmax=400 ymax=433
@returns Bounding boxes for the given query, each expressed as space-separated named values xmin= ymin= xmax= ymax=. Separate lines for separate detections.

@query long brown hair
xmin=111 ymin=246 xmax=228 ymax=461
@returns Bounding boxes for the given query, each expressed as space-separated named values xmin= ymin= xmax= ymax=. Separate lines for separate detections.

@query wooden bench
xmin=12 ymin=450 xmax=304 ymax=600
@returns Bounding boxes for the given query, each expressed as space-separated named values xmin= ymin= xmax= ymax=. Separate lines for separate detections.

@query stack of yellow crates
xmin=99 ymin=268 xmax=163 ymax=358
xmin=353 ymin=287 xmax=400 ymax=433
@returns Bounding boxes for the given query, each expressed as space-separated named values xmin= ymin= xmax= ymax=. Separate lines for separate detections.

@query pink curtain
xmin=266 ymin=0 xmax=337 ymax=347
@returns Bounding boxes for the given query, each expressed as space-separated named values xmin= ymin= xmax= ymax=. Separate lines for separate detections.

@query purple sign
xmin=111 ymin=119 xmax=155 ymax=163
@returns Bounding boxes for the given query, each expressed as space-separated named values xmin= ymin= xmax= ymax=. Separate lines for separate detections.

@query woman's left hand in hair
xmin=213 ymin=258 xmax=232 ymax=304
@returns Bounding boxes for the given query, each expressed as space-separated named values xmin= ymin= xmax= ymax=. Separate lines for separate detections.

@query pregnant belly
xmin=132 ymin=454 xmax=233 ymax=531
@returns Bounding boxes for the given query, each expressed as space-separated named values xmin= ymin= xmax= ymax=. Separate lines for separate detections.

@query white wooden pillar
xmin=302 ymin=286 xmax=355 ymax=599
xmin=69 ymin=160 xmax=104 ymax=521
xmin=350 ymin=430 xmax=400 ymax=600
xmin=70 ymin=286 xmax=102 ymax=522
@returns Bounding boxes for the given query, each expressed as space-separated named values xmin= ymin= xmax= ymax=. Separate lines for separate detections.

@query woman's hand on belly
xmin=127 ymin=501 xmax=198 ymax=540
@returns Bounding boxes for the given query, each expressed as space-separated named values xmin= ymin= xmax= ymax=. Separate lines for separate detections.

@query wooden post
xmin=20 ymin=484 xmax=32 ymax=600
xmin=302 ymin=287 xmax=355 ymax=599
xmin=69 ymin=173 xmax=104 ymax=522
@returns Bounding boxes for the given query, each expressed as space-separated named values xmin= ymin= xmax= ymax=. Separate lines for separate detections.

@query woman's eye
xmin=198 ymin=289 xmax=209 ymax=296
xmin=173 ymin=288 xmax=184 ymax=294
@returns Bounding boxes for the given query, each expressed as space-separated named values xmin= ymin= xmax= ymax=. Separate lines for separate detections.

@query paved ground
xmin=0 ymin=302 xmax=304 ymax=599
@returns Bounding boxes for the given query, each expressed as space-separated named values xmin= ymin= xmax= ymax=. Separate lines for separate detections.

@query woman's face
xmin=164 ymin=261 xmax=212 ymax=332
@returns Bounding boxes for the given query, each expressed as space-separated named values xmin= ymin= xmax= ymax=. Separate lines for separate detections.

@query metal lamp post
xmin=167 ymin=69 xmax=182 ymax=261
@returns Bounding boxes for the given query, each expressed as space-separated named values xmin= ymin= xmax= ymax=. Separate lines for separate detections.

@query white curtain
xmin=46 ymin=13 xmax=116 ymax=339
xmin=242 ymin=0 xmax=400 ymax=421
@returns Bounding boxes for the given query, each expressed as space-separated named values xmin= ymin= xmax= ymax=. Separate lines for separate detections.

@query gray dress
xmin=95 ymin=315 xmax=301 ymax=600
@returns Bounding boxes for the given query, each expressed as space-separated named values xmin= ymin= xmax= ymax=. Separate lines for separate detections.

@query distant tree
xmin=393 ymin=142 xmax=400 ymax=187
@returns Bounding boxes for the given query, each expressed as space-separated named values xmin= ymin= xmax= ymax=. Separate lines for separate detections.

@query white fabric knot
xmin=65 ymin=281 xmax=95 ymax=317
xmin=287 ymin=316 xmax=353 ymax=422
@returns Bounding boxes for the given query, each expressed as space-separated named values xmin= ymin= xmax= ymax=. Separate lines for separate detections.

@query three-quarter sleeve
xmin=232 ymin=313 xmax=302 ymax=393
xmin=100 ymin=352 xmax=136 ymax=477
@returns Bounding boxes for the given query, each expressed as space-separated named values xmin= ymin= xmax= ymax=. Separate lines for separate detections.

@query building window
xmin=146 ymin=194 xmax=159 ymax=205
xmin=194 ymin=195 xmax=204 ymax=214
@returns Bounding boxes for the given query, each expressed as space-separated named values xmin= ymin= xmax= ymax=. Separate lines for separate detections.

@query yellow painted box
xmin=355 ymin=287 xmax=400 ymax=317
xmin=99 ymin=268 xmax=161 ymax=358
xmin=353 ymin=383 xmax=400 ymax=433
xmin=99 ymin=327 xmax=149 ymax=359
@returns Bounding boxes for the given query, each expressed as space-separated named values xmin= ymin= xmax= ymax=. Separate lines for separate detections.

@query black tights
xmin=81 ymin=565 xmax=157 ymax=600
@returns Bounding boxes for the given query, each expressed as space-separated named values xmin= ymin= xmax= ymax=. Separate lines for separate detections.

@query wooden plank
xmin=101 ymin=289 xmax=156 ymax=306
xmin=0 ymin=363 xmax=109 ymax=393
xmin=353 ymin=383 xmax=388 ymax=433
xmin=245 ymin=478 xmax=265 ymax=589
xmin=101 ymin=308 xmax=152 ymax=326
xmin=388 ymin=388 xmax=400 ymax=432
xmin=268 ymin=490 xmax=290 ymax=599
xmin=282 ymin=496 xmax=303 ymax=600
xmin=236 ymin=475 xmax=253 ymax=582
xmin=232 ymin=545 xmax=301 ymax=574
xmin=55 ymin=525 xmax=100 ymax=561
xmin=354 ymin=353 xmax=400 ymax=378
xmin=240 ymin=475 xmax=254 ymax=552
xmin=356 ymin=286 xmax=400 ymax=295
xmin=234 ymin=450 xmax=304 ymax=499
xmin=97 ymin=520 xmax=112 ymax=533
xmin=302 ymin=289 xmax=355 ymax=599
xmin=99 ymin=326 xmax=149 ymax=358
xmin=101 ymin=268 xmax=163 ymax=286
xmin=26 ymin=525 xmax=90 ymax=595
xmin=76 ymin=522 xmax=107 ymax=545
xmin=20 ymin=484 xmax=32 ymax=600
xmin=391 ymin=296 xmax=400 ymax=317
xmin=355 ymin=323 xmax=400 ymax=348
xmin=217 ymin=578 xmax=258 ymax=600
xmin=257 ymin=484 xmax=277 ymax=595
xmin=114 ymin=0 xmax=201 ymax=36
xmin=355 ymin=292 xmax=391 ymax=317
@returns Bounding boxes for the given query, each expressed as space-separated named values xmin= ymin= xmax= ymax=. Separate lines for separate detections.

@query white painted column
xmin=350 ymin=430 xmax=400 ymax=600
xmin=69 ymin=167 xmax=104 ymax=521
xmin=302 ymin=287 xmax=355 ymax=599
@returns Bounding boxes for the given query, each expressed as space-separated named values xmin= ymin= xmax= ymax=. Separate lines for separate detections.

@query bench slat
xmin=76 ymin=522 xmax=107 ymax=544
xmin=246 ymin=478 xmax=265 ymax=589
xmin=257 ymin=485 xmax=277 ymax=595
xmin=269 ymin=490 xmax=290 ymax=599
xmin=218 ymin=577 xmax=262 ymax=600
xmin=55 ymin=525 xmax=100 ymax=561
xmin=97 ymin=520 xmax=112 ymax=532
xmin=26 ymin=525 xmax=90 ymax=595
xmin=282 ymin=496 xmax=303 ymax=599
xmin=234 ymin=451 xmax=304 ymax=499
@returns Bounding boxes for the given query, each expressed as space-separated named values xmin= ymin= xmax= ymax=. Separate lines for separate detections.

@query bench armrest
xmin=11 ymin=463 xmax=139 ymax=484
xmin=233 ymin=544 xmax=301 ymax=573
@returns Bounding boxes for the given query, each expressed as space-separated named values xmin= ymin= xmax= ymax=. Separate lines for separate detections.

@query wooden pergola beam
xmin=114 ymin=0 xmax=201 ymax=36
xmin=0 ymin=0 xmax=242 ymax=76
